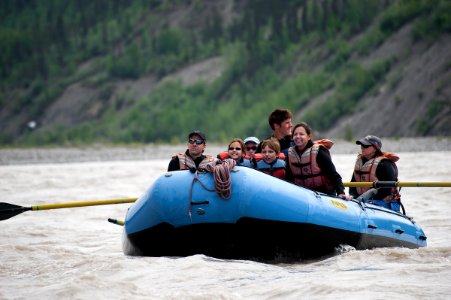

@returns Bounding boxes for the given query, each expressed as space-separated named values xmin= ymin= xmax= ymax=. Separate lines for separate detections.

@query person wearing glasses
xmin=167 ymin=130 xmax=216 ymax=172
xmin=243 ymin=136 xmax=260 ymax=160
xmin=285 ymin=122 xmax=348 ymax=199
xmin=217 ymin=138 xmax=253 ymax=168
xmin=349 ymin=135 xmax=400 ymax=210
xmin=256 ymin=108 xmax=294 ymax=157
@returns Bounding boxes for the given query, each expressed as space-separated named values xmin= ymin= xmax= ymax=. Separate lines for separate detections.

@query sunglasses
xmin=188 ymin=139 xmax=204 ymax=145
xmin=228 ymin=147 xmax=241 ymax=151
xmin=246 ymin=146 xmax=257 ymax=151
xmin=361 ymin=144 xmax=372 ymax=148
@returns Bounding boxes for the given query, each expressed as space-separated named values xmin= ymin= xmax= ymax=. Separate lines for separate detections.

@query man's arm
xmin=285 ymin=157 xmax=294 ymax=183
xmin=167 ymin=156 xmax=180 ymax=172
xmin=373 ymin=159 xmax=397 ymax=199
xmin=316 ymin=148 xmax=345 ymax=196
xmin=349 ymin=173 xmax=358 ymax=198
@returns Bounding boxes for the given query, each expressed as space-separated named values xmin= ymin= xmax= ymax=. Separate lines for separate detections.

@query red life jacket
xmin=287 ymin=139 xmax=334 ymax=191
xmin=353 ymin=152 xmax=399 ymax=195
xmin=217 ymin=152 xmax=253 ymax=167
xmin=254 ymin=158 xmax=286 ymax=179
xmin=253 ymin=152 xmax=285 ymax=161
xmin=217 ymin=152 xmax=251 ymax=160
xmin=253 ymin=152 xmax=286 ymax=179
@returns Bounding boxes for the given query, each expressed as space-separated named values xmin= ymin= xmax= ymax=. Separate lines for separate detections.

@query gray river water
xmin=1 ymin=146 xmax=450 ymax=299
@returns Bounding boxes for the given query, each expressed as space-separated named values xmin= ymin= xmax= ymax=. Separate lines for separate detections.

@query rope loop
xmin=205 ymin=159 xmax=236 ymax=199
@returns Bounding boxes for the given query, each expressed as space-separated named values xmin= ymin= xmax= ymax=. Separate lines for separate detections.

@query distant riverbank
xmin=1 ymin=137 xmax=449 ymax=165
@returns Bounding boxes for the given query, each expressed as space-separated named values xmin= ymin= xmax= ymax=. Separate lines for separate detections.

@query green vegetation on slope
xmin=1 ymin=0 xmax=450 ymax=145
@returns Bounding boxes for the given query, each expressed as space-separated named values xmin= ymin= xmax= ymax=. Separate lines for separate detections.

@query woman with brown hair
xmin=285 ymin=122 xmax=348 ymax=199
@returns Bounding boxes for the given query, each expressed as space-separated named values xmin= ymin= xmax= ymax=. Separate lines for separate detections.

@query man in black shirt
xmin=256 ymin=108 xmax=294 ymax=156
xmin=167 ymin=130 xmax=215 ymax=172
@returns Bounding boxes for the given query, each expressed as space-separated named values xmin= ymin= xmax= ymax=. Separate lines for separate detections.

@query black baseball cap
xmin=188 ymin=130 xmax=206 ymax=141
xmin=356 ymin=135 xmax=382 ymax=150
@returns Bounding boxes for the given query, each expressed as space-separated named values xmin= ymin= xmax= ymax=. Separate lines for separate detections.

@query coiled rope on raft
xmin=205 ymin=159 xmax=236 ymax=200
xmin=187 ymin=159 xmax=236 ymax=219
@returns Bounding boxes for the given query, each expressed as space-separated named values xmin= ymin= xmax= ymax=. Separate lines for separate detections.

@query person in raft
xmin=254 ymin=138 xmax=286 ymax=179
xmin=349 ymin=135 xmax=401 ymax=211
xmin=256 ymin=108 xmax=294 ymax=157
xmin=217 ymin=138 xmax=253 ymax=168
xmin=243 ymin=136 xmax=260 ymax=160
xmin=285 ymin=122 xmax=349 ymax=200
xmin=167 ymin=130 xmax=216 ymax=172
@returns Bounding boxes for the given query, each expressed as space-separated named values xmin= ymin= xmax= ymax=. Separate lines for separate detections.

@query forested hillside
xmin=1 ymin=0 xmax=450 ymax=146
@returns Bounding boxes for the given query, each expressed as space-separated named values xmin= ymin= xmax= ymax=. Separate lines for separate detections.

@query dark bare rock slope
xmin=325 ymin=24 xmax=451 ymax=139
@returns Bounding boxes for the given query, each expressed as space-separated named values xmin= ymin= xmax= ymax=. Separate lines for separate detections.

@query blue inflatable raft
xmin=123 ymin=167 xmax=427 ymax=260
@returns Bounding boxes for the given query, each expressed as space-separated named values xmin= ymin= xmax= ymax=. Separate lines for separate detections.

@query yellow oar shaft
xmin=108 ymin=218 xmax=125 ymax=226
xmin=343 ymin=182 xmax=451 ymax=188
xmin=31 ymin=198 xmax=137 ymax=211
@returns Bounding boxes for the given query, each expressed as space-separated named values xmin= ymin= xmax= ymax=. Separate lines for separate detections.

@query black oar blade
xmin=0 ymin=202 xmax=30 ymax=221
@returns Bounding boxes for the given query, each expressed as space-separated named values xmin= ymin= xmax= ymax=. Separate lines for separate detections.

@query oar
xmin=0 ymin=198 xmax=137 ymax=221
xmin=108 ymin=218 xmax=125 ymax=226
xmin=343 ymin=181 xmax=451 ymax=188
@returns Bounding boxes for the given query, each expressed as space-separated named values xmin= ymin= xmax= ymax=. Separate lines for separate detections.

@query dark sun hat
xmin=188 ymin=130 xmax=206 ymax=141
xmin=356 ymin=135 xmax=382 ymax=150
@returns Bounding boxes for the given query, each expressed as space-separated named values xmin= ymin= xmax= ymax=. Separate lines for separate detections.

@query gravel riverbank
xmin=0 ymin=137 xmax=449 ymax=165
